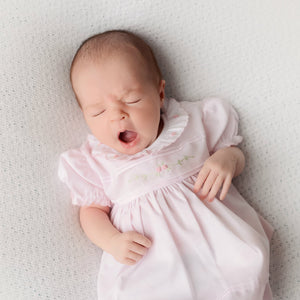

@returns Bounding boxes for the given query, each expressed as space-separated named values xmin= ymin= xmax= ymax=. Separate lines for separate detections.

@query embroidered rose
xmin=156 ymin=164 xmax=169 ymax=173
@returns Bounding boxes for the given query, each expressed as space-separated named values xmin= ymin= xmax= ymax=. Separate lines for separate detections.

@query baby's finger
xmin=127 ymin=250 xmax=143 ymax=262
xmin=128 ymin=242 xmax=148 ymax=256
xmin=194 ymin=167 xmax=210 ymax=192
xmin=219 ymin=175 xmax=232 ymax=201
xmin=131 ymin=232 xmax=152 ymax=248
xmin=199 ymin=171 xmax=218 ymax=198
xmin=123 ymin=258 xmax=138 ymax=265
xmin=207 ymin=175 xmax=224 ymax=202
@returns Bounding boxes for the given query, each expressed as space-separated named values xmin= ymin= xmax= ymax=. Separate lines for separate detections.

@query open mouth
xmin=119 ymin=130 xmax=138 ymax=144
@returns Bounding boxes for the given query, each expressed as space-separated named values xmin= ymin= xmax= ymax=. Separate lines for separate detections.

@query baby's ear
xmin=159 ymin=79 xmax=166 ymax=107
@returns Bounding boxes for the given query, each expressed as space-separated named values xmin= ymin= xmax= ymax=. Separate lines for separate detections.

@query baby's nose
xmin=110 ymin=107 xmax=128 ymax=121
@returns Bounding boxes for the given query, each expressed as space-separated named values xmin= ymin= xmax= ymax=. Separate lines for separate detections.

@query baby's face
xmin=72 ymin=49 xmax=165 ymax=155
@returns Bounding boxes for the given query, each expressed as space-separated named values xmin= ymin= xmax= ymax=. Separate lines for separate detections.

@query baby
xmin=58 ymin=30 xmax=273 ymax=299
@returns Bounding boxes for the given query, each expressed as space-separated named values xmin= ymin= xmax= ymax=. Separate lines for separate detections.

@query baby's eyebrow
xmin=83 ymin=102 xmax=104 ymax=111
xmin=120 ymin=88 xmax=137 ymax=99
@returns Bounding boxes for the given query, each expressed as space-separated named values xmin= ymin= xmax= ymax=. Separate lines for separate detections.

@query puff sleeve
xmin=201 ymin=98 xmax=243 ymax=154
xmin=58 ymin=148 xmax=112 ymax=207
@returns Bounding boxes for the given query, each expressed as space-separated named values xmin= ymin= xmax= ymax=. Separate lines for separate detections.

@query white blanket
xmin=1 ymin=1 xmax=299 ymax=299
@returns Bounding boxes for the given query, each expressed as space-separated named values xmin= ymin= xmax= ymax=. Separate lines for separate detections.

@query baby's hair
xmin=70 ymin=29 xmax=162 ymax=108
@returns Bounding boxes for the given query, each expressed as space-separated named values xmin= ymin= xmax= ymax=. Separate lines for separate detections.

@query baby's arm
xmin=193 ymin=146 xmax=245 ymax=202
xmin=80 ymin=205 xmax=151 ymax=265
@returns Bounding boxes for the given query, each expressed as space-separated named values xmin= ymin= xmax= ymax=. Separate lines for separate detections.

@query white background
xmin=1 ymin=1 xmax=299 ymax=299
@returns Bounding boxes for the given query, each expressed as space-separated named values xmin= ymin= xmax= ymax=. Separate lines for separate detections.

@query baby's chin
xmin=108 ymin=139 xmax=153 ymax=156
xmin=116 ymin=148 xmax=143 ymax=155
xmin=95 ymin=139 xmax=143 ymax=156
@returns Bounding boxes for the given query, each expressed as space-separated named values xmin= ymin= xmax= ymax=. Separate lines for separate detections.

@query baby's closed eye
xmin=125 ymin=98 xmax=141 ymax=104
xmin=92 ymin=110 xmax=106 ymax=117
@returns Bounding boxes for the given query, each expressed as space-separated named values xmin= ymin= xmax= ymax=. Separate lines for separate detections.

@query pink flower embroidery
xmin=131 ymin=156 xmax=194 ymax=182
xmin=156 ymin=164 xmax=169 ymax=173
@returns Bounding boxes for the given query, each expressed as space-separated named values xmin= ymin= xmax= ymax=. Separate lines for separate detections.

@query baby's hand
xmin=108 ymin=231 xmax=152 ymax=265
xmin=193 ymin=148 xmax=237 ymax=202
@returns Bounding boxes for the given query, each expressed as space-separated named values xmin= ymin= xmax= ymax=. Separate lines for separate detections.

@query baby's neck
xmin=156 ymin=118 xmax=164 ymax=139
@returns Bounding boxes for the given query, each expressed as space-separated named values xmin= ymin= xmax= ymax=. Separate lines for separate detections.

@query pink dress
xmin=58 ymin=98 xmax=273 ymax=300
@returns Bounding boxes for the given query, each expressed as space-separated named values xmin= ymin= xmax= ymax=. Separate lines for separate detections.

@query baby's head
xmin=70 ymin=30 xmax=165 ymax=155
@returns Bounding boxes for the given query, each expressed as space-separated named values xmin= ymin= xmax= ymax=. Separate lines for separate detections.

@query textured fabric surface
xmin=1 ymin=1 xmax=299 ymax=299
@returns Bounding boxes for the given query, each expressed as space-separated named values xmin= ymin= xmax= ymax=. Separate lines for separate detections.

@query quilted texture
xmin=1 ymin=1 xmax=299 ymax=299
